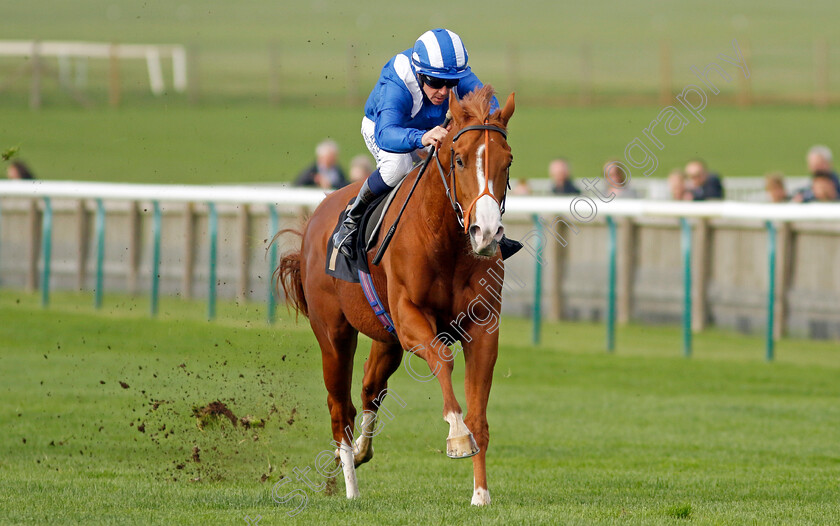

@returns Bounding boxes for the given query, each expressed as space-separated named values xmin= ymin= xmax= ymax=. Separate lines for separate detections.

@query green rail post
xmin=267 ymin=205 xmax=279 ymax=324
xmin=765 ymin=221 xmax=777 ymax=362
xmin=150 ymin=201 xmax=162 ymax=317
xmin=531 ymin=214 xmax=543 ymax=345
xmin=94 ymin=199 xmax=106 ymax=309
xmin=207 ymin=202 xmax=218 ymax=321
xmin=40 ymin=197 xmax=53 ymax=308
xmin=680 ymin=217 xmax=692 ymax=357
xmin=606 ymin=216 xmax=617 ymax=352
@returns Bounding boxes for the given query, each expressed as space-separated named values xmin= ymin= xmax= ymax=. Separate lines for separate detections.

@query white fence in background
xmin=0 ymin=40 xmax=187 ymax=97
xmin=1 ymin=180 xmax=839 ymax=342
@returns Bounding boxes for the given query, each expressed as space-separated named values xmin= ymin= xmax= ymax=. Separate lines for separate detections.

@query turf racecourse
xmin=3 ymin=104 xmax=839 ymax=187
xmin=1 ymin=291 xmax=838 ymax=525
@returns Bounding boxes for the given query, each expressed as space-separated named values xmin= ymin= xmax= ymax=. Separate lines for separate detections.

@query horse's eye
xmin=455 ymin=156 xmax=464 ymax=168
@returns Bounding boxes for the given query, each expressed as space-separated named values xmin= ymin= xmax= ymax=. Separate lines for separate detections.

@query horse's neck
xmin=412 ymin=145 xmax=464 ymax=255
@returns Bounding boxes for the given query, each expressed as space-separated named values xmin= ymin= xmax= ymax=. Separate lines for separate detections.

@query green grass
xmin=3 ymin=0 xmax=840 ymax=102
xmin=3 ymin=1 xmax=839 ymax=186
xmin=1 ymin=290 xmax=839 ymax=525
xmin=2 ymin=104 xmax=837 ymax=185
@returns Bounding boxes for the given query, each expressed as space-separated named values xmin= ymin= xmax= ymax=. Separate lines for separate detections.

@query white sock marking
xmin=339 ymin=439 xmax=360 ymax=499
xmin=444 ymin=412 xmax=470 ymax=439
xmin=471 ymin=486 xmax=491 ymax=506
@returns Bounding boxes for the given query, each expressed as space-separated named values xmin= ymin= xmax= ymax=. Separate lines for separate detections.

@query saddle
xmin=325 ymin=178 xmax=406 ymax=283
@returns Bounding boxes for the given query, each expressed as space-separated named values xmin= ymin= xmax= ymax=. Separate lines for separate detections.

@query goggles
xmin=419 ymin=74 xmax=459 ymax=90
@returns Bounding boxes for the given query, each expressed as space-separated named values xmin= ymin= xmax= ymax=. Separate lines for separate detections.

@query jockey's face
xmin=419 ymin=74 xmax=459 ymax=105
xmin=422 ymin=82 xmax=451 ymax=105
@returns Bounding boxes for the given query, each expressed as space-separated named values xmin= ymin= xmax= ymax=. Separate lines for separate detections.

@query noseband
xmin=434 ymin=121 xmax=509 ymax=233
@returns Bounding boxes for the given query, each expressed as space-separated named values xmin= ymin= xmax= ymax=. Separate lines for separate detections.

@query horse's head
xmin=443 ymin=85 xmax=515 ymax=257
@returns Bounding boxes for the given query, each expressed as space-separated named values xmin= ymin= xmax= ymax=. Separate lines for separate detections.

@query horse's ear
xmin=448 ymin=90 xmax=465 ymax=125
xmin=498 ymin=92 xmax=515 ymax=126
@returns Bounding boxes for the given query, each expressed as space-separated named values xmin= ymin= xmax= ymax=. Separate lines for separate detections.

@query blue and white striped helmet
xmin=411 ymin=28 xmax=471 ymax=80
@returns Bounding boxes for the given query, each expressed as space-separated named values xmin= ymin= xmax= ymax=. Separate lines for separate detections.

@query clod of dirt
xmin=137 ymin=423 xmax=146 ymax=433
xmin=192 ymin=401 xmax=238 ymax=429
xmin=119 ymin=381 xmax=130 ymax=389
xmin=192 ymin=446 xmax=201 ymax=463
xmin=324 ymin=476 xmax=337 ymax=496
xmin=260 ymin=473 xmax=269 ymax=483
xmin=287 ymin=408 xmax=297 ymax=426
xmin=239 ymin=415 xmax=265 ymax=429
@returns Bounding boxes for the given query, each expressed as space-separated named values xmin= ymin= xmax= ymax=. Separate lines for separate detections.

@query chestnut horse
xmin=277 ymin=85 xmax=515 ymax=505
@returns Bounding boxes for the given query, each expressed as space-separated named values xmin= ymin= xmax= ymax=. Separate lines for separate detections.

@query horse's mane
xmin=459 ymin=84 xmax=501 ymax=125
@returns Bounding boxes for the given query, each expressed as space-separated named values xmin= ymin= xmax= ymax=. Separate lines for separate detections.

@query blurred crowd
xmin=292 ymin=139 xmax=373 ymax=190
xmin=294 ymin=138 xmax=839 ymax=204
xmin=5 ymin=161 xmax=35 ymax=180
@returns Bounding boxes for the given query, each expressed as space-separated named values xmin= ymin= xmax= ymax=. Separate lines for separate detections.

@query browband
xmin=452 ymin=124 xmax=507 ymax=142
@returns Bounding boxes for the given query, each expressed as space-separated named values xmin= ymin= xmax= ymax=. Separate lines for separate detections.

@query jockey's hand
xmin=421 ymin=126 xmax=448 ymax=148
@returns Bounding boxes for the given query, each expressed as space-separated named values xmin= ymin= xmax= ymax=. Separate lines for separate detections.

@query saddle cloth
xmin=325 ymin=178 xmax=405 ymax=283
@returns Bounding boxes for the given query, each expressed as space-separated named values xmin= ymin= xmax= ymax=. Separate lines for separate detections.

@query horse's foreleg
xmin=355 ymin=341 xmax=403 ymax=467
xmin=463 ymin=330 xmax=499 ymax=506
xmin=311 ymin=319 xmax=360 ymax=499
xmin=393 ymin=298 xmax=478 ymax=459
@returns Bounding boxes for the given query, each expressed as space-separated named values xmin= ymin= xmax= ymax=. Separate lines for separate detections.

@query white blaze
xmin=472 ymin=144 xmax=503 ymax=249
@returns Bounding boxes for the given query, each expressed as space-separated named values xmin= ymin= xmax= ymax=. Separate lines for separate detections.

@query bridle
xmin=434 ymin=120 xmax=510 ymax=233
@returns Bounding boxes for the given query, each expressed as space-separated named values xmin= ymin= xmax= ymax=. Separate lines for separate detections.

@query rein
xmin=435 ymin=121 xmax=509 ymax=233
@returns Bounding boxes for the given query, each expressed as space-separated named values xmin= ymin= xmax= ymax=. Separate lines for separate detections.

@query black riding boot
xmin=499 ymin=236 xmax=523 ymax=260
xmin=334 ymin=179 xmax=378 ymax=258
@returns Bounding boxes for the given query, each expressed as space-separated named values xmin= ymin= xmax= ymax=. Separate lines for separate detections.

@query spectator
xmin=764 ymin=172 xmax=788 ymax=203
xmin=811 ymin=171 xmax=838 ymax=202
xmin=348 ymin=154 xmax=374 ymax=184
xmin=511 ymin=178 xmax=531 ymax=196
xmin=603 ymin=160 xmax=638 ymax=198
xmin=548 ymin=158 xmax=580 ymax=195
xmin=294 ymin=139 xmax=347 ymax=189
xmin=793 ymin=145 xmax=840 ymax=202
xmin=6 ymin=161 xmax=35 ymax=180
xmin=667 ymin=168 xmax=688 ymax=200
xmin=684 ymin=159 xmax=724 ymax=200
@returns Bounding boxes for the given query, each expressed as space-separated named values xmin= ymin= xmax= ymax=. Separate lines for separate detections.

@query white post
xmin=172 ymin=46 xmax=187 ymax=93
xmin=145 ymin=47 xmax=165 ymax=95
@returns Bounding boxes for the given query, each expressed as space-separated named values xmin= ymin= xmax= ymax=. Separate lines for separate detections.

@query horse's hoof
xmin=354 ymin=445 xmax=373 ymax=467
xmin=446 ymin=433 xmax=479 ymax=459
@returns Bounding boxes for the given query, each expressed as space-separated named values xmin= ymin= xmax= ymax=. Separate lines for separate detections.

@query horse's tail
xmin=273 ymin=229 xmax=309 ymax=319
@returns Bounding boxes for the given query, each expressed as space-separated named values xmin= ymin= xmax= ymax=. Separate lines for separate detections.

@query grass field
xmin=2 ymin=104 xmax=838 ymax=185
xmin=3 ymin=0 xmax=840 ymax=102
xmin=1 ymin=290 xmax=839 ymax=525
xmin=3 ymin=1 xmax=840 ymax=186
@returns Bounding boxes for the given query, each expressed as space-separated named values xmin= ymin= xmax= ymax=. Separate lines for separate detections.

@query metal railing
xmin=2 ymin=180 xmax=839 ymax=357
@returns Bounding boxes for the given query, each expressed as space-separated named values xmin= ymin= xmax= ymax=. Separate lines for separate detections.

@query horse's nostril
xmin=494 ymin=226 xmax=505 ymax=241
xmin=469 ymin=225 xmax=481 ymax=238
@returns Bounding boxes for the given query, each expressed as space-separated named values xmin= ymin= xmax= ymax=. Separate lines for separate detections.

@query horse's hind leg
xmin=353 ymin=341 xmax=403 ymax=467
xmin=311 ymin=317 xmax=360 ymax=499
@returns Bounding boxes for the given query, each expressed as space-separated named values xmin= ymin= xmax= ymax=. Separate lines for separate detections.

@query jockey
xmin=334 ymin=28 xmax=521 ymax=259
